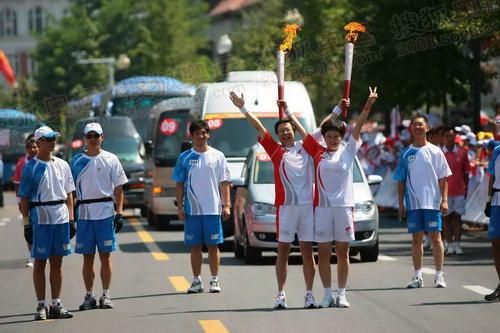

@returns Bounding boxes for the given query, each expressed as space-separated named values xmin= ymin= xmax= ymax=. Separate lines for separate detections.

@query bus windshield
xmin=154 ymin=110 xmax=189 ymax=166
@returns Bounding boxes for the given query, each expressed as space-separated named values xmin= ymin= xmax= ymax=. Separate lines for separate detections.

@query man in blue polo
xmin=19 ymin=126 xmax=75 ymax=321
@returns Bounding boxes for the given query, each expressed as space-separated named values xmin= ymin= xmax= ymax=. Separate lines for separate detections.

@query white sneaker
xmin=407 ymin=276 xmax=424 ymax=288
xmin=187 ymin=279 xmax=204 ymax=293
xmin=209 ymin=278 xmax=221 ymax=293
xmin=445 ymin=242 xmax=455 ymax=255
xmin=336 ymin=294 xmax=350 ymax=308
xmin=273 ymin=293 xmax=287 ymax=309
xmin=454 ymin=243 xmax=464 ymax=255
xmin=25 ymin=258 xmax=34 ymax=268
xmin=304 ymin=293 xmax=317 ymax=309
xmin=434 ymin=274 xmax=447 ymax=288
xmin=318 ymin=293 xmax=335 ymax=308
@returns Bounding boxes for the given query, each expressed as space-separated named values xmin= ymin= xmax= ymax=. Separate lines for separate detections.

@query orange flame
xmin=279 ymin=23 xmax=300 ymax=52
xmin=344 ymin=22 xmax=366 ymax=43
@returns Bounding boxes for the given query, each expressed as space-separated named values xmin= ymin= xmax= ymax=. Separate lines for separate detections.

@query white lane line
xmin=0 ymin=222 xmax=5 ymax=226
xmin=0 ymin=217 xmax=10 ymax=222
xmin=463 ymin=285 xmax=494 ymax=296
xmin=421 ymin=268 xmax=436 ymax=275
xmin=378 ymin=255 xmax=397 ymax=261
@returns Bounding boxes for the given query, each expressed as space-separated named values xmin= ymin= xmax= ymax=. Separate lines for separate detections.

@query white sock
xmin=415 ymin=269 xmax=422 ymax=278
xmin=278 ymin=290 xmax=285 ymax=296
xmin=52 ymin=298 xmax=61 ymax=305
xmin=436 ymin=271 xmax=443 ymax=277
xmin=194 ymin=275 xmax=201 ymax=282
xmin=37 ymin=300 xmax=46 ymax=307
xmin=86 ymin=290 xmax=94 ymax=297
xmin=324 ymin=288 xmax=333 ymax=297
xmin=305 ymin=290 xmax=313 ymax=296
xmin=103 ymin=289 xmax=110 ymax=297
xmin=338 ymin=288 xmax=346 ymax=296
xmin=212 ymin=276 xmax=218 ymax=281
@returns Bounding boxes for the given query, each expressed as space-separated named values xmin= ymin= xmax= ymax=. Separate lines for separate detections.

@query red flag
xmin=0 ymin=49 xmax=16 ymax=87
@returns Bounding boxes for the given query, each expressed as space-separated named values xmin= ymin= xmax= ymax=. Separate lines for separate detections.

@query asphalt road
xmin=0 ymin=191 xmax=499 ymax=333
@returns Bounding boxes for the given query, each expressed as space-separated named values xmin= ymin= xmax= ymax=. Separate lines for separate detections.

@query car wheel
xmin=360 ymin=238 xmax=379 ymax=262
xmin=156 ymin=215 xmax=171 ymax=231
xmin=140 ymin=206 xmax=148 ymax=218
xmin=244 ymin=231 xmax=262 ymax=264
xmin=234 ymin=236 xmax=244 ymax=259
xmin=146 ymin=209 xmax=155 ymax=227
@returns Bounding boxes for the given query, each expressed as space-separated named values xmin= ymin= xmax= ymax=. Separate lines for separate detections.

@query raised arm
xmin=352 ymin=87 xmax=378 ymax=141
xmin=278 ymin=100 xmax=307 ymax=140
xmin=229 ymin=92 xmax=267 ymax=140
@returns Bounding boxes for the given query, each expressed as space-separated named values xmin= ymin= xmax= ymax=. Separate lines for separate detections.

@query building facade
xmin=0 ymin=0 xmax=70 ymax=87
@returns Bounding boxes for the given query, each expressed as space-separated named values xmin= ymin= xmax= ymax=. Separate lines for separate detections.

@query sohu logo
xmin=408 ymin=155 xmax=416 ymax=163
xmin=189 ymin=160 xmax=200 ymax=166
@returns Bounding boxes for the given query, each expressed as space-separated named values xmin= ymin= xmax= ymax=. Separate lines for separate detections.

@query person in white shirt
xmin=19 ymin=126 xmax=75 ymax=321
xmin=70 ymin=123 xmax=128 ymax=310
xmin=173 ymin=120 xmax=231 ymax=294
xmin=299 ymin=87 xmax=378 ymax=308
xmin=230 ymin=92 xmax=322 ymax=309
xmin=393 ymin=114 xmax=452 ymax=289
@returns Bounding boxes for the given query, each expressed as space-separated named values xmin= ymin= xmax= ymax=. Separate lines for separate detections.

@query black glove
xmin=485 ymin=201 xmax=492 ymax=217
xmin=114 ymin=214 xmax=124 ymax=233
xmin=24 ymin=225 xmax=33 ymax=245
xmin=69 ymin=221 xmax=76 ymax=239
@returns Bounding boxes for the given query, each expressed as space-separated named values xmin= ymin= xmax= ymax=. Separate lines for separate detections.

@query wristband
xmin=22 ymin=216 xmax=29 ymax=226
xmin=284 ymin=107 xmax=292 ymax=117
xmin=240 ymin=106 xmax=248 ymax=114
xmin=331 ymin=105 xmax=342 ymax=116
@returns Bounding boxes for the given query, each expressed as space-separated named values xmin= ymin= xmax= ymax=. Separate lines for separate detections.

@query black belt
xmin=493 ymin=188 xmax=500 ymax=193
xmin=75 ymin=197 xmax=113 ymax=209
xmin=29 ymin=200 xmax=65 ymax=209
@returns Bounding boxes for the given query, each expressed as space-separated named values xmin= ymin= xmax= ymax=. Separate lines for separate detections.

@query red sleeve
xmin=12 ymin=157 xmax=24 ymax=184
xmin=303 ymin=134 xmax=323 ymax=158
xmin=258 ymin=131 xmax=282 ymax=162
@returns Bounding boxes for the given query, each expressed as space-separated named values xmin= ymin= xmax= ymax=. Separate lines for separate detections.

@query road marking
xmin=378 ymin=255 xmax=397 ymax=261
xmin=463 ymin=285 xmax=494 ymax=295
xmin=421 ymin=268 xmax=436 ymax=275
xmin=199 ymin=320 xmax=229 ymax=333
xmin=169 ymin=276 xmax=190 ymax=292
xmin=1 ymin=217 xmax=10 ymax=222
xmin=0 ymin=222 xmax=6 ymax=226
xmin=129 ymin=218 xmax=169 ymax=261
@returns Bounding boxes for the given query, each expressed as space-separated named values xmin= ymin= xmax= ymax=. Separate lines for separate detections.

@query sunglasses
xmin=85 ymin=133 xmax=101 ymax=139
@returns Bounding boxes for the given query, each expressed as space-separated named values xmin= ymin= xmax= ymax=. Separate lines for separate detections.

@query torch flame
xmin=279 ymin=23 xmax=300 ymax=53
xmin=344 ymin=22 xmax=366 ymax=43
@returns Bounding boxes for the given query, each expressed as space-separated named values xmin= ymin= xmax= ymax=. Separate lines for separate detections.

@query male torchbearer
xmin=342 ymin=22 xmax=366 ymax=117
xmin=277 ymin=23 xmax=300 ymax=119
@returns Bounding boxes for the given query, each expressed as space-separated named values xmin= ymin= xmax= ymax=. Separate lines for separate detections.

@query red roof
xmin=209 ymin=0 xmax=260 ymax=17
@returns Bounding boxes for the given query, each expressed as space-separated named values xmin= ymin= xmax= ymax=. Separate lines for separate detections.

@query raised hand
xmin=229 ymin=92 xmax=245 ymax=108
xmin=337 ymin=98 xmax=350 ymax=109
xmin=367 ymin=86 xmax=378 ymax=105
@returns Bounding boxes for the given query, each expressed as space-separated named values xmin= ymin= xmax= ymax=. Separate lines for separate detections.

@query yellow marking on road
xmin=169 ymin=276 xmax=190 ymax=292
xmin=129 ymin=217 xmax=169 ymax=261
xmin=199 ymin=320 xmax=229 ymax=333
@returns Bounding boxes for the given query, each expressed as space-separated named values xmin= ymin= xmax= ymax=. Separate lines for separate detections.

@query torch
xmin=342 ymin=22 xmax=366 ymax=117
xmin=277 ymin=23 xmax=300 ymax=119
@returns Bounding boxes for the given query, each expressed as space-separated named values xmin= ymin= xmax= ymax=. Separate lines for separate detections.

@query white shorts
xmin=277 ymin=205 xmax=314 ymax=243
xmin=314 ymin=206 xmax=355 ymax=243
xmin=443 ymin=195 xmax=466 ymax=216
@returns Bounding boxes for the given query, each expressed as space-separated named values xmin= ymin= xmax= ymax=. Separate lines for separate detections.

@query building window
xmin=29 ymin=7 xmax=47 ymax=34
xmin=0 ymin=8 xmax=18 ymax=37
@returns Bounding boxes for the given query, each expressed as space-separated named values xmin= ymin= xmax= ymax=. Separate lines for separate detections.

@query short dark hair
xmin=189 ymin=119 xmax=210 ymax=135
xmin=410 ymin=113 xmax=429 ymax=125
xmin=274 ymin=119 xmax=296 ymax=135
xmin=321 ymin=118 xmax=346 ymax=137
xmin=25 ymin=133 xmax=36 ymax=147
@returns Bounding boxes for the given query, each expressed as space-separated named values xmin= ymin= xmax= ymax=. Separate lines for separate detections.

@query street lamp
xmin=216 ymin=34 xmax=232 ymax=80
xmin=76 ymin=53 xmax=131 ymax=89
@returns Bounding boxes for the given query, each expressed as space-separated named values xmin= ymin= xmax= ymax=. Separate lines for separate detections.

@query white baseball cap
xmin=465 ymin=132 xmax=477 ymax=145
xmin=33 ymin=126 xmax=60 ymax=141
xmin=454 ymin=124 xmax=471 ymax=134
xmin=84 ymin=122 xmax=103 ymax=135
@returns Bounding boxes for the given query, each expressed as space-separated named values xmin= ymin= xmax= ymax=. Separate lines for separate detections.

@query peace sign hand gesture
xmin=367 ymin=86 xmax=378 ymax=106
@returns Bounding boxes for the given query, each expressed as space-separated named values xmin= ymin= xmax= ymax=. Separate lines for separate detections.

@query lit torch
xmin=277 ymin=23 xmax=300 ymax=119
xmin=343 ymin=22 xmax=366 ymax=117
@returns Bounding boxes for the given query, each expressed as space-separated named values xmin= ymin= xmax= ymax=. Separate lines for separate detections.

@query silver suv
xmin=232 ymin=143 xmax=382 ymax=264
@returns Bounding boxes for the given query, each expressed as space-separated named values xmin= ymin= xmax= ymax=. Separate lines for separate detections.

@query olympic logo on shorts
xmin=281 ymin=230 xmax=290 ymax=236
xmin=36 ymin=247 xmax=47 ymax=254
xmin=185 ymin=234 xmax=194 ymax=240
xmin=408 ymin=222 xmax=416 ymax=228
xmin=316 ymin=231 xmax=326 ymax=237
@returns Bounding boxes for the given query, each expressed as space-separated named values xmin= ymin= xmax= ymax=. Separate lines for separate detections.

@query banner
xmin=0 ymin=49 xmax=16 ymax=87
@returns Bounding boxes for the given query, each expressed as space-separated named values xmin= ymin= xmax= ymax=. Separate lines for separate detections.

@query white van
xmin=143 ymin=97 xmax=193 ymax=229
xmin=189 ymin=71 xmax=317 ymax=235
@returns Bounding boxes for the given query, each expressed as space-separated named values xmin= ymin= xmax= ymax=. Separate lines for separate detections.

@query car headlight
xmin=354 ymin=200 xmax=375 ymax=214
xmin=251 ymin=202 xmax=276 ymax=216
